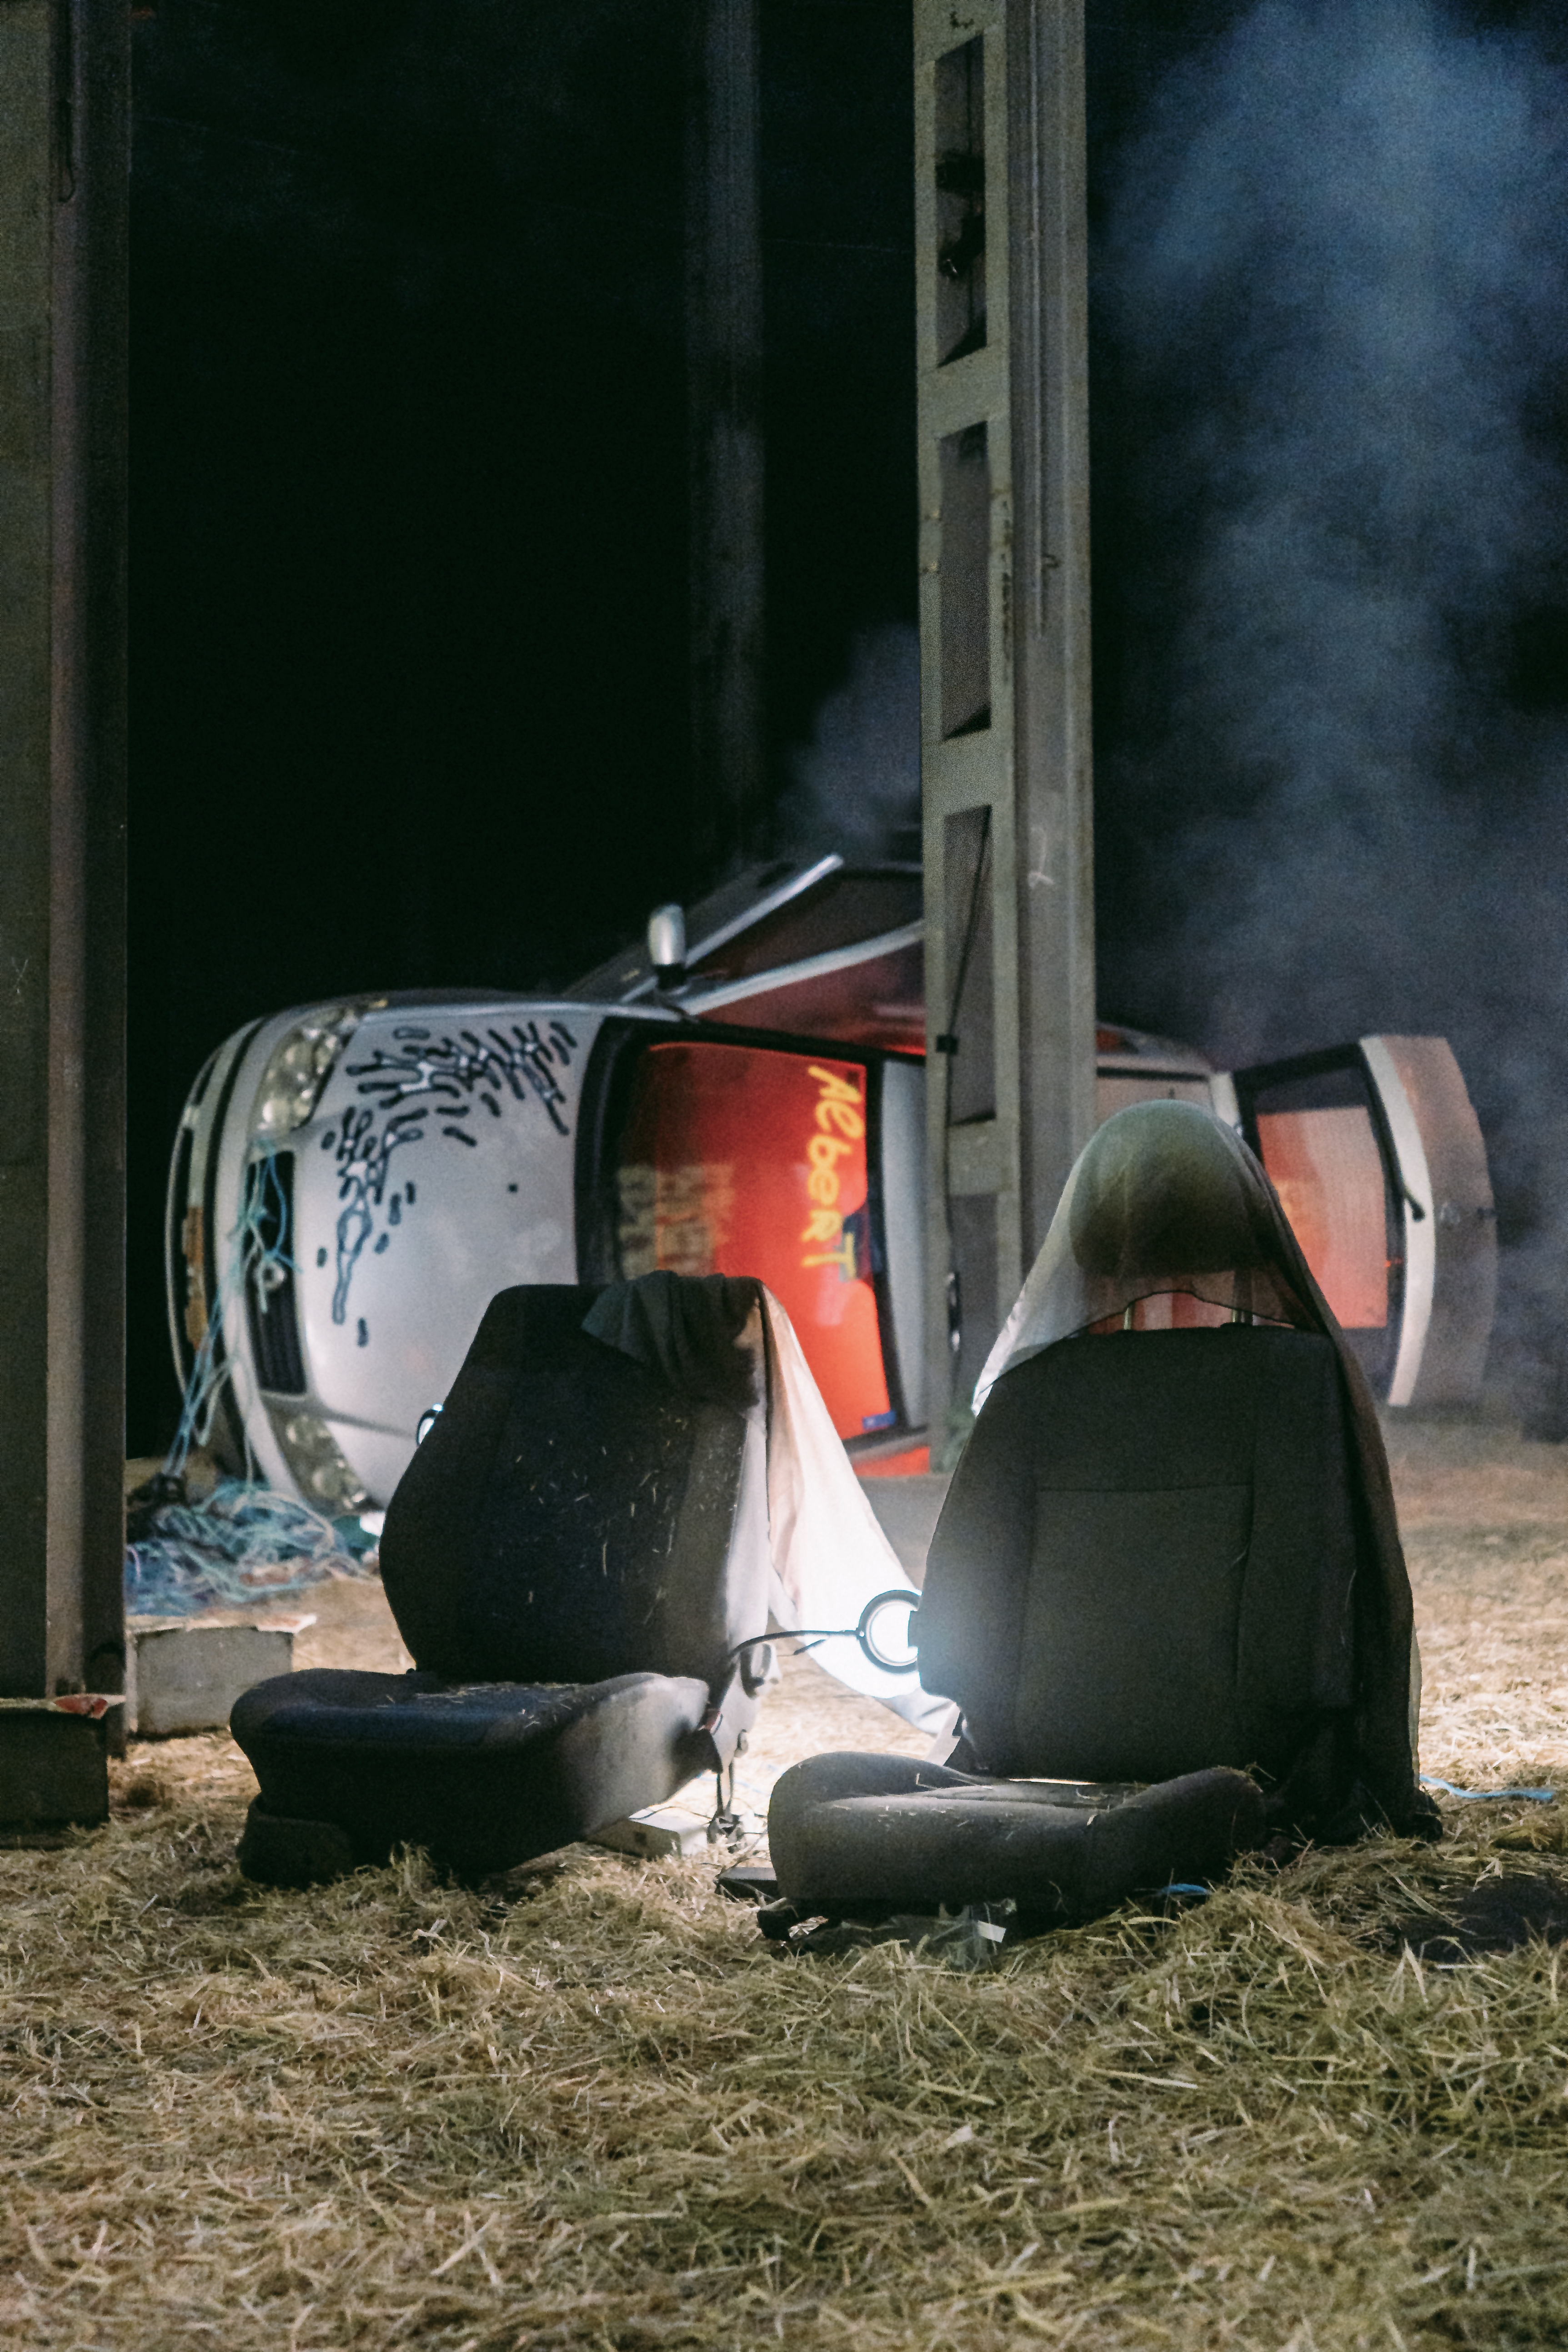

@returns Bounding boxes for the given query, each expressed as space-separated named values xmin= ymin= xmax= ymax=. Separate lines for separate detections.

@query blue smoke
xmin=1101 ymin=0 xmax=1568 ymax=1420
xmin=777 ymin=624 xmax=922 ymax=862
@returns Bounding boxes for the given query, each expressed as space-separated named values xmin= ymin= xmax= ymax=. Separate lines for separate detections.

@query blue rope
xmin=1421 ymin=1775 xmax=1557 ymax=1804
xmin=166 ymin=1151 xmax=295 ymax=1483
xmin=133 ymin=1155 xmax=381 ymax=1617
xmin=125 ymin=1478 xmax=374 ymax=1618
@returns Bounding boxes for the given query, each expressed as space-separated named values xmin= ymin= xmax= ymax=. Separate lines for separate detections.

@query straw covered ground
xmin=5 ymin=1423 xmax=1568 ymax=2350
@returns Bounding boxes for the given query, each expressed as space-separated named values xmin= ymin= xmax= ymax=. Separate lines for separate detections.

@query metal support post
xmin=915 ymin=0 xmax=1094 ymax=1446
xmin=0 ymin=0 xmax=129 ymax=1817
xmin=686 ymin=0 xmax=765 ymax=876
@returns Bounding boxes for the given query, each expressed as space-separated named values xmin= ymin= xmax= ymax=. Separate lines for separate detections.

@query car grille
xmin=244 ymin=1152 xmax=308 ymax=1396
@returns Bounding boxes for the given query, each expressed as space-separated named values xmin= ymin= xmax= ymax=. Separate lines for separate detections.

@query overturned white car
xmin=167 ymin=855 xmax=1496 ymax=1510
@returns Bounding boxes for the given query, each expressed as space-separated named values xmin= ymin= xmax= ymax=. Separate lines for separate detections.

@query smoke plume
xmin=1099 ymin=0 xmax=1568 ymax=1422
xmin=776 ymin=624 xmax=922 ymax=862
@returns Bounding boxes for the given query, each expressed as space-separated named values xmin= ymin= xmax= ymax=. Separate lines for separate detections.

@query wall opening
xmin=938 ymin=420 xmax=991 ymax=737
xmin=934 ymin=35 xmax=986 ymax=365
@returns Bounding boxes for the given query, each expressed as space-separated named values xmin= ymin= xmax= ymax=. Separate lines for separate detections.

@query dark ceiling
xmin=128 ymin=0 xmax=1568 ymax=1444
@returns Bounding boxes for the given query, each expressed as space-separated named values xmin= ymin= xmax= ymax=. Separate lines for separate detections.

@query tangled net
xmin=125 ymin=1478 xmax=378 ymax=1618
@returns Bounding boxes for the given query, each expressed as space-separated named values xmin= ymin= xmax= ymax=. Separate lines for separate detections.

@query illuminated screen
xmin=616 ymin=1042 xmax=893 ymax=1440
xmin=1255 ymin=1107 xmax=1388 ymax=1329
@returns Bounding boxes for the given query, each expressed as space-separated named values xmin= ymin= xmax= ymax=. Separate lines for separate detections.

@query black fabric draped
xmin=973 ymin=1101 xmax=1438 ymax=1840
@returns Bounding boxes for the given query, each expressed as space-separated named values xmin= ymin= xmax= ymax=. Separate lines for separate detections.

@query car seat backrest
xmin=917 ymin=1327 xmax=1358 ymax=1784
xmin=380 ymin=1286 xmax=769 ymax=1689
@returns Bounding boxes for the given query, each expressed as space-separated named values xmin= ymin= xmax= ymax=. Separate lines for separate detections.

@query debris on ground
xmin=124 ymin=1476 xmax=379 ymax=1617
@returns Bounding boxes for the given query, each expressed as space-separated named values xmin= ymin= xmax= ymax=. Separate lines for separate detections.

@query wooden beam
xmin=915 ymin=0 xmax=1094 ymax=1449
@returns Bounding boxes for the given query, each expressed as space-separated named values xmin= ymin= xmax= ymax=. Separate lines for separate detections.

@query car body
xmin=168 ymin=856 xmax=1497 ymax=1510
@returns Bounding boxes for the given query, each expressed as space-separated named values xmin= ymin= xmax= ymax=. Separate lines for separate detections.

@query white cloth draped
xmin=583 ymin=1268 xmax=956 ymax=1738
xmin=754 ymin=1290 xmax=956 ymax=1737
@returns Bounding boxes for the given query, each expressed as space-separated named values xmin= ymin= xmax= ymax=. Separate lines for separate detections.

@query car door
xmin=1211 ymin=1037 xmax=1496 ymax=1408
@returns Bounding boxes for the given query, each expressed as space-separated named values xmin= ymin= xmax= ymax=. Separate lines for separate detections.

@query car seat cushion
xmin=917 ymin=1327 xmax=1358 ymax=1791
xmin=1015 ymin=1482 xmax=1252 ymax=1779
xmin=232 ymin=1666 xmax=712 ymax=1874
xmin=966 ymin=1101 xmax=1435 ymax=1844
xmin=767 ymin=1751 xmax=1266 ymax=1925
xmin=380 ymin=1286 xmax=767 ymax=1691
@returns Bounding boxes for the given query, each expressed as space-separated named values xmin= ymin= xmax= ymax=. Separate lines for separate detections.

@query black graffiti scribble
xmin=350 ymin=1021 xmax=576 ymax=1131
xmin=328 ymin=1020 xmax=577 ymax=1325
xmin=328 ymin=1105 xmax=426 ymax=1323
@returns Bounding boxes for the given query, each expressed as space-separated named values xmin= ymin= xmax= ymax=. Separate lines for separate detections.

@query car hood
xmin=282 ymin=1000 xmax=596 ymax=1447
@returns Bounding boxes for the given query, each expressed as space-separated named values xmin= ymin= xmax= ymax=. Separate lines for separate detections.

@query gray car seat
xmin=768 ymin=1322 xmax=1372 ymax=1927
xmin=233 ymin=1282 xmax=771 ymax=1882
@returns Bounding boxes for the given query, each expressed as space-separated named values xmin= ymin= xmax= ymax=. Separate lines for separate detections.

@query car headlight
xmin=266 ymin=1404 xmax=370 ymax=1513
xmin=252 ymin=1006 xmax=362 ymax=1141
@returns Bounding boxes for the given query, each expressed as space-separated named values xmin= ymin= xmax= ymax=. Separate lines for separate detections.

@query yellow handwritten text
xmin=800 ymin=1066 xmax=865 ymax=1279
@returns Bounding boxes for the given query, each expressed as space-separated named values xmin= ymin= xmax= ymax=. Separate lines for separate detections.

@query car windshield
xmin=614 ymin=1039 xmax=895 ymax=1441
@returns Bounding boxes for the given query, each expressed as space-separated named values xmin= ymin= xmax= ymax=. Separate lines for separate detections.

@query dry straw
xmin=2 ymin=1420 xmax=1566 ymax=2349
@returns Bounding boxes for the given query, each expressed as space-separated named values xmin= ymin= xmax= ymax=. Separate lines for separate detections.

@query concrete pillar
xmin=686 ymin=0 xmax=765 ymax=875
xmin=0 ymin=0 xmax=129 ymax=1814
xmin=915 ymin=0 xmax=1094 ymax=1445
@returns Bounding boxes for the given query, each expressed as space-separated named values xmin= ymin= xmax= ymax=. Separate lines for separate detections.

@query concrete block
xmin=0 ymin=1706 xmax=112 ymax=1828
xmin=591 ymin=1802 xmax=713 ymax=1860
xmin=126 ymin=1621 xmax=293 ymax=1737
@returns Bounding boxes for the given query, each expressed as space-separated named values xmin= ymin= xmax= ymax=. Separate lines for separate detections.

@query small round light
xmin=856 ymin=1588 xmax=922 ymax=1674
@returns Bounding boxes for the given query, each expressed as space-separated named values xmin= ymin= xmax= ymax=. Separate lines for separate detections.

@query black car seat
xmin=768 ymin=1322 xmax=1371 ymax=1927
xmin=233 ymin=1282 xmax=771 ymax=1882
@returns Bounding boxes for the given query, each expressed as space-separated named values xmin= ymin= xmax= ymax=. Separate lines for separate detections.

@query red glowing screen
xmin=1255 ymin=1108 xmax=1389 ymax=1330
xmin=616 ymin=1041 xmax=893 ymax=1440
